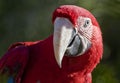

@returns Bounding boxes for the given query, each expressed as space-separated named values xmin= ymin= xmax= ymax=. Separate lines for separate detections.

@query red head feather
xmin=52 ymin=5 xmax=99 ymax=27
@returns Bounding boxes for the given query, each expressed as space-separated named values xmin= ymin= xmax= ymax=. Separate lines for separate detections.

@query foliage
xmin=93 ymin=63 xmax=119 ymax=83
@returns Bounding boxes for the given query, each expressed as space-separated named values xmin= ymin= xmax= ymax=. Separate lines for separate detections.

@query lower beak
xmin=53 ymin=18 xmax=74 ymax=68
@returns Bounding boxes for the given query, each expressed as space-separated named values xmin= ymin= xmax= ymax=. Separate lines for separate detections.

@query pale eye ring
xmin=84 ymin=20 xmax=90 ymax=28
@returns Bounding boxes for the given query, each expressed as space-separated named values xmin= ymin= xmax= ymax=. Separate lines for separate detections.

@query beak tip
xmin=59 ymin=65 xmax=62 ymax=68
xmin=58 ymin=62 xmax=62 ymax=68
xmin=55 ymin=55 xmax=62 ymax=68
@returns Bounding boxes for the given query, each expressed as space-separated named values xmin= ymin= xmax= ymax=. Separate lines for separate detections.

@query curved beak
xmin=53 ymin=18 xmax=74 ymax=68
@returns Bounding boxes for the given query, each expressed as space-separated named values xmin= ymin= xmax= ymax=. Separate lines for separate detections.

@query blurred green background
xmin=0 ymin=0 xmax=120 ymax=83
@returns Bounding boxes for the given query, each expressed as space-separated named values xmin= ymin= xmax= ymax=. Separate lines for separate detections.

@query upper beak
xmin=53 ymin=18 xmax=74 ymax=68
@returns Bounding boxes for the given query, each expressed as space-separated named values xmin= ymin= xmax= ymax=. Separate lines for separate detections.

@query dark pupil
xmin=86 ymin=20 xmax=89 ymax=24
xmin=84 ymin=20 xmax=89 ymax=27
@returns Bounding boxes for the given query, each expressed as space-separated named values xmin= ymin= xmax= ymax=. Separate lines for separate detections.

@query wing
xmin=0 ymin=43 xmax=29 ymax=83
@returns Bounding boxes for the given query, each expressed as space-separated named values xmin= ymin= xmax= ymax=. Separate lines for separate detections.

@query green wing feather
xmin=0 ymin=43 xmax=29 ymax=83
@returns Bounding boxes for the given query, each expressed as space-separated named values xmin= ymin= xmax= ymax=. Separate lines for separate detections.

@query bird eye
xmin=84 ymin=20 xmax=90 ymax=28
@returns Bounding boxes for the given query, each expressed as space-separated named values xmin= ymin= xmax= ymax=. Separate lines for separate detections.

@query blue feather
xmin=7 ymin=76 xmax=14 ymax=83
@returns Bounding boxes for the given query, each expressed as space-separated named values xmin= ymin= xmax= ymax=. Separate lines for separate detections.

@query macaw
xmin=0 ymin=5 xmax=103 ymax=83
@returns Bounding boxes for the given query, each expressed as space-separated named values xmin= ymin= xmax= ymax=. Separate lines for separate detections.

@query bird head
xmin=52 ymin=5 xmax=103 ymax=72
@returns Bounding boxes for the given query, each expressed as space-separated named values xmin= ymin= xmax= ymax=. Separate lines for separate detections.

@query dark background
xmin=0 ymin=0 xmax=120 ymax=82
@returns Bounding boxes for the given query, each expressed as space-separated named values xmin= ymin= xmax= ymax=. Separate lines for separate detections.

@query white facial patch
xmin=77 ymin=17 xmax=93 ymax=40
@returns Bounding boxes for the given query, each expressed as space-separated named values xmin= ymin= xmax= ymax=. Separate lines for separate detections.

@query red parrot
xmin=0 ymin=5 xmax=103 ymax=83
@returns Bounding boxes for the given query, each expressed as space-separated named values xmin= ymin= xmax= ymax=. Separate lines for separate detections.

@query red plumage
xmin=52 ymin=5 xmax=99 ymax=27
xmin=0 ymin=5 xmax=103 ymax=83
